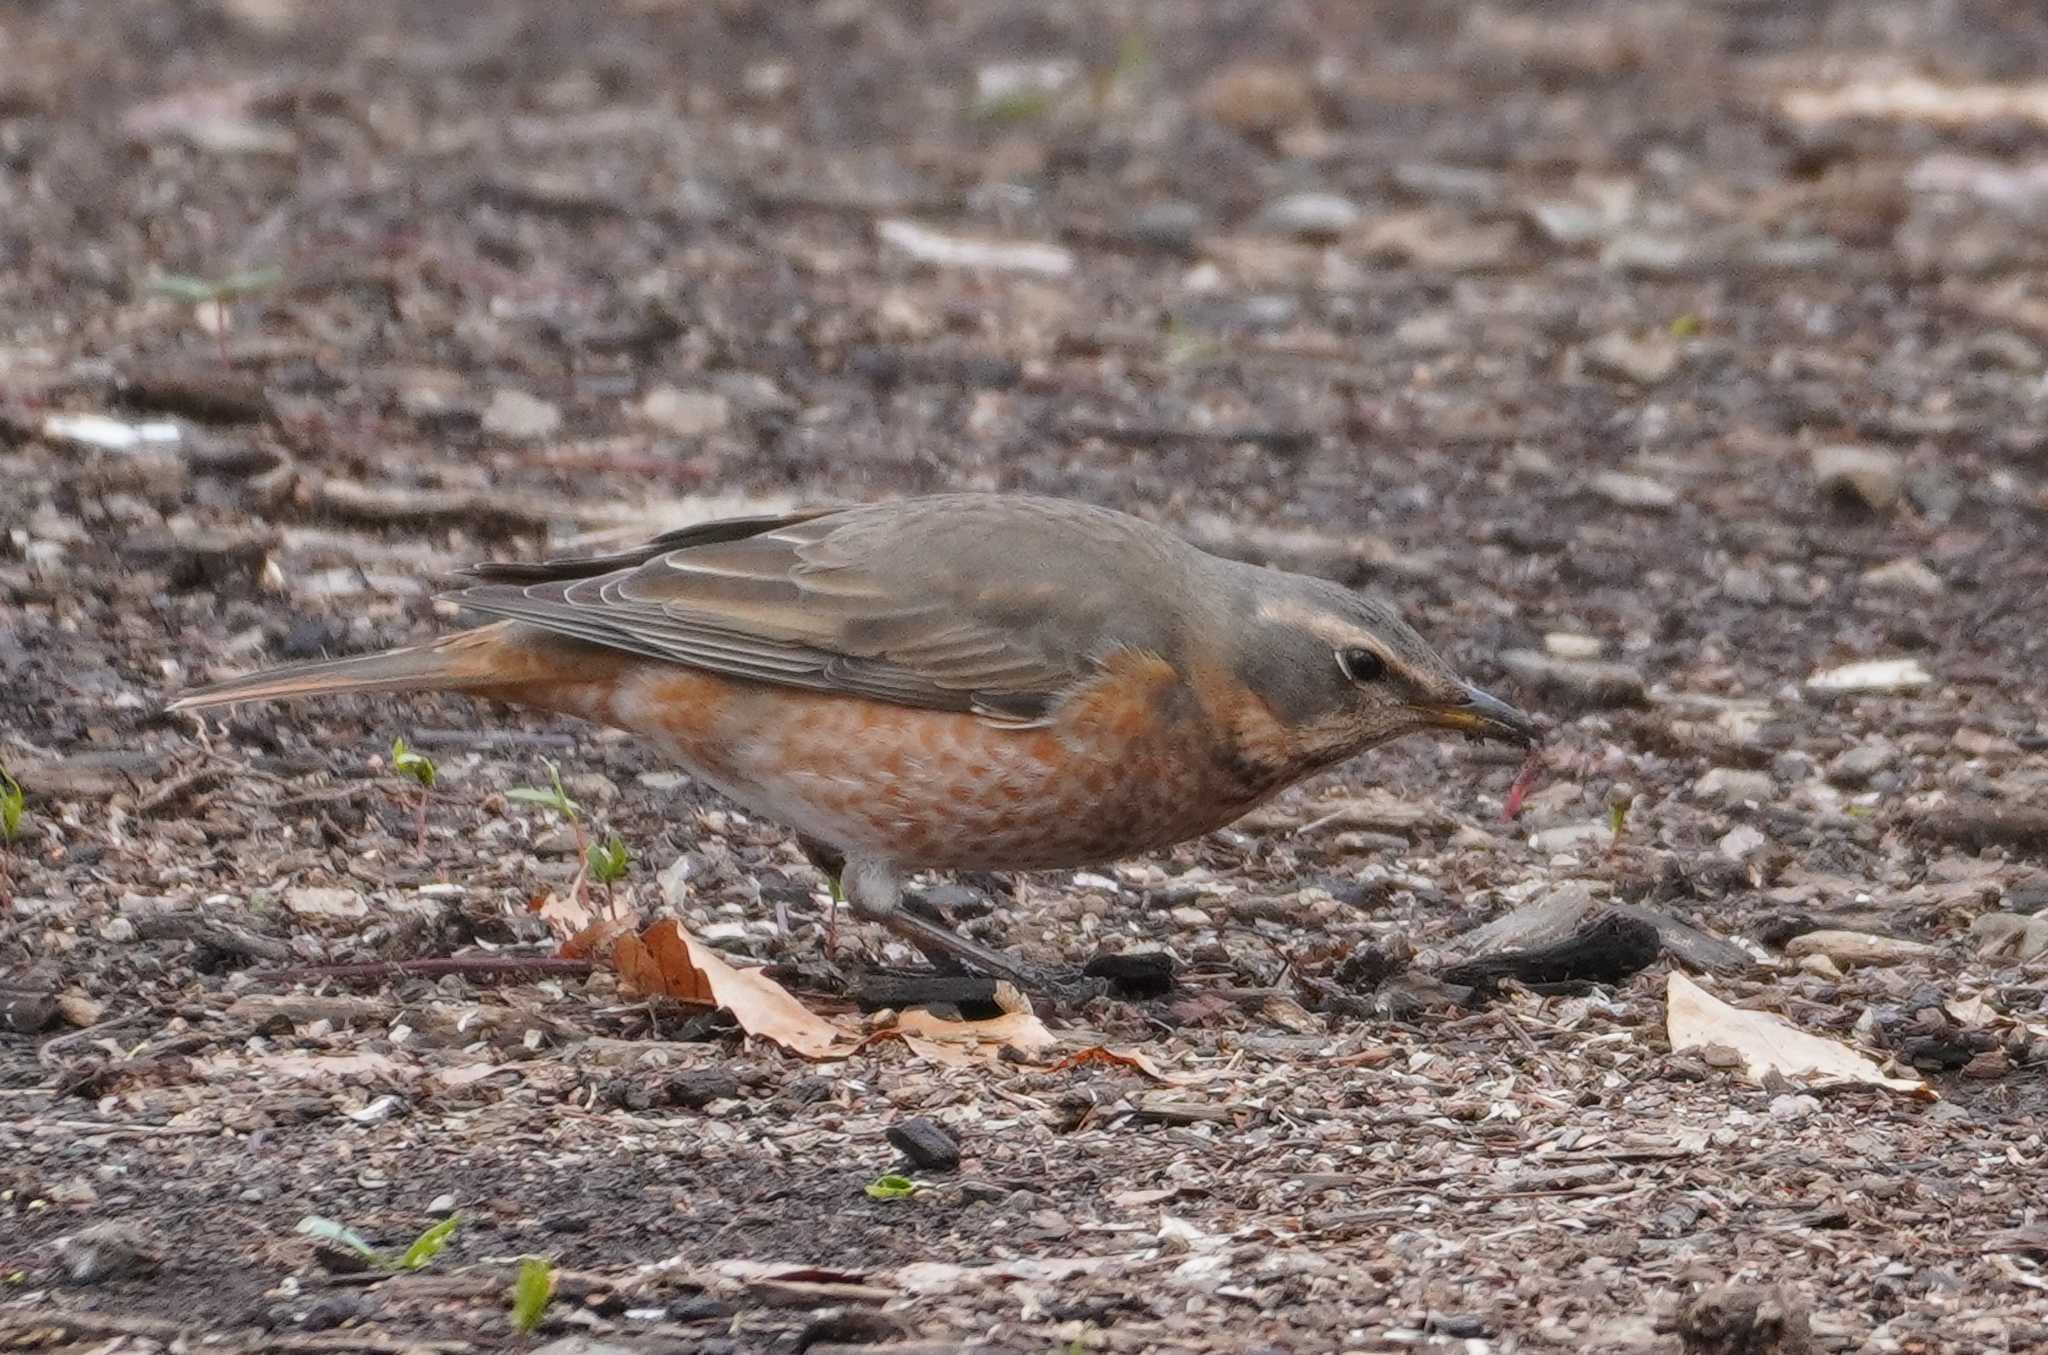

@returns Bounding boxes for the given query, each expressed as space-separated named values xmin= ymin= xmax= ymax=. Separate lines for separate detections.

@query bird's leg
xmin=796 ymin=835 xmax=847 ymax=954
xmin=840 ymin=858 xmax=1105 ymax=1005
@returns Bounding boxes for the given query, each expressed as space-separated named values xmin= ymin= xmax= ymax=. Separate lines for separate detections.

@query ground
xmin=3 ymin=1 xmax=2047 ymax=1352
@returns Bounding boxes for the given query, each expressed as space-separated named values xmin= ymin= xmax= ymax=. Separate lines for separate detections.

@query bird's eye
xmin=1337 ymin=648 xmax=1386 ymax=683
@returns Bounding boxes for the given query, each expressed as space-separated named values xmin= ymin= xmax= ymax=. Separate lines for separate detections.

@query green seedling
xmin=586 ymin=833 xmax=631 ymax=911
xmin=509 ymin=760 xmax=597 ymax=906
xmin=510 ymin=1256 xmax=555 ymax=1333
xmin=1606 ymin=783 xmax=1635 ymax=849
xmin=296 ymin=1214 xmax=459 ymax=1271
xmin=974 ymin=88 xmax=1058 ymax=125
xmin=387 ymin=736 xmax=438 ymax=850
xmin=0 ymin=768 xmax=23 ymax=844
xmin=863 ymin=1173 xmax=919 ymax=1201
xmin=395 ymin=1215 xmax=460 ymax=1270
xmin=507 ymin=760 xmax=581 ymax=824
xmin=147 ymin=267 xmax=283 ymax=362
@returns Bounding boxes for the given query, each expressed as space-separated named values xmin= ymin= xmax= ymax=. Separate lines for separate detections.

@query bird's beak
xmin=1413 ymin=684 xmax=1545 ymax=747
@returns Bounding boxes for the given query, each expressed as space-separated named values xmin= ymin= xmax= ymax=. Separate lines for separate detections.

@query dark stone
xmin=886 ymin=1116 xmax=961 ymax=1172
xmin=297 ymin=1295 xmax=367 ymax=1332
xmin=1678 ymin=1282 xmax=1812 ymax=1354
xmin=1082 ymin=949 xmax=1176 ymax=997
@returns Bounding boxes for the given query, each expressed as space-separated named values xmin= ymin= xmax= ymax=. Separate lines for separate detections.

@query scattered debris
xmin=1678 ymin=1282 xmax=1813 ymax=1355
xmin=54 ymin=1224 xmax=162 ymax=1285
xmin=1781 ymin=930 xmax=1937 ymax=969
xmin=1970 ymin=912 xmax=2048 ymax=961
xmin=1498 ymin=649 xmax=1650 ymax=709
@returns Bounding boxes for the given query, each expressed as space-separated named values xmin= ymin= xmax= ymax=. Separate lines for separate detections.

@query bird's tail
xmin=167 ymin=622 xmax=556 ymax=712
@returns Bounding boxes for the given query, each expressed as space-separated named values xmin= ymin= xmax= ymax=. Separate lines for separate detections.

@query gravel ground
xmin=3 ymin=2 xmax=2047 ymax=1352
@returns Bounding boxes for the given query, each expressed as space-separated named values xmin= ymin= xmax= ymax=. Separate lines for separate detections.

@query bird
xmin=169 ymin=493 xmax=1543 ymax=995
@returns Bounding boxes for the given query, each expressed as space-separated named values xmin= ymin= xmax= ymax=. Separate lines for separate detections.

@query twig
xmin=257 ymin=954 xmax=595 ymax=984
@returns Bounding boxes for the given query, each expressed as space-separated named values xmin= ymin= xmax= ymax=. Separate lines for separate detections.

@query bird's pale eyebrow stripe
xmin=1253 ymin=596 xmax=1381 ymax=653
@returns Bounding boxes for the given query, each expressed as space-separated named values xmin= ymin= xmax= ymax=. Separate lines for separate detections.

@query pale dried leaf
xmin=1665 ymin=973 xmax=1930 ymax=1097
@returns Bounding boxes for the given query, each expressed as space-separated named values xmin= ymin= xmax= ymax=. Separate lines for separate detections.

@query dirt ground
xmin=4 ymin=1 xmax=2048 ymax=1351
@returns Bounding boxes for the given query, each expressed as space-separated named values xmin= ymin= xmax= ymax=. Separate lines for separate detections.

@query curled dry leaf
xmin=614 ymin=918 xmax=851 ymax=1059
xmin=1665 ymin=973 xmax=1932 ymax=1098
xmin=530 ymin=889 xmax=599 ymax=941
xmin=883 ymin=981 xmax=1058 ymax=1067
xmin=559 ymin=915 xmax=640 ymax=961
xmin=1049 ymin=1045 xmax=1169 ymax=1080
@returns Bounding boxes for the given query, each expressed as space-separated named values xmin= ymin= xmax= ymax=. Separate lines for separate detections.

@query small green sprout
xmin=395 ymin=1215 xmax=460 ymax=1271
xmin=510 ymin=760 xmax=601 ymax=906
xmin=0 ymin=768 xmax=23 ymax=844
xmin=1606 ymin=782 xmax=1635 ymax=848
xmin=506 ymin=760 xmax=580 ymax=822
xmin=295 ymin=1214 xmax=459 ymax=1271
xmin=974 ymin=89 xmax=1057 ymax=125
xmin=147 ymin=267 xmax=283 ymax=362
xmin=386 ymin=736 xmax=438 ymax=850
xmin=585 ymin=833 xmax=631 ymax=913
xmin=147 ymin=267 xmax=284 ymax=304
xmin=863 ymin=1173 xmax=919 ymax=1201
xmin=390 ymin=736 xmax=437 ymax=790
xmin=510 ymin=1256 xmax=555 ymax=1333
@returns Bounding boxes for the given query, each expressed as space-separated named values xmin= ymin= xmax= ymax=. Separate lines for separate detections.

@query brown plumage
xmin=171 ymin=493 xmax=1542 ymax=992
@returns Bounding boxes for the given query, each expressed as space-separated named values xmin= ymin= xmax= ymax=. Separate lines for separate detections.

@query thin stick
xmin=256 ymin=955 xmax=596 ymax=984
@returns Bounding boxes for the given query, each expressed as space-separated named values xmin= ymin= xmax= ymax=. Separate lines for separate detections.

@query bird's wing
xmin=448 ymin=497 xmax=1174 ymax=725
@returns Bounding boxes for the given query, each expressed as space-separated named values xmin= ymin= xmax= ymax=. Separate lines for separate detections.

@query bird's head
xmin=1221 ymin=571 xmax=1544 ymax=776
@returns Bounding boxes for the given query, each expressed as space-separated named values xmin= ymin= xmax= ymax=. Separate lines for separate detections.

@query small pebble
xmin=55 ymin=1223 xmax=161 ymax=1284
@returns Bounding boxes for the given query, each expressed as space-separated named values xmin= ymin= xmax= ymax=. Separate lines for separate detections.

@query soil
xmin=3 ymin=2 xmax=2047 ymax=1352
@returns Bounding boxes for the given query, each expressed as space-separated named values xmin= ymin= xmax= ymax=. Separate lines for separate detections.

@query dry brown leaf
xmin=614 ymin=918 xmax=850 ymax=1059
xmin=892 ymin=1007 xmax=1056 ymax=1064
xmin=560 ymin=913 xmax=640 ymax=960
xmin=1049 ymin=1045 xmax=1168 ymax=1079
xmin=1666 ymin=973 xmax=1932 ymax=1098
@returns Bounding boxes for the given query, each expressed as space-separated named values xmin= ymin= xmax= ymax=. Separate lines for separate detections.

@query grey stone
xmin=1811 ymin=444 xmax=1902 ymax=511
xmin=1584 ymin=332 xmax=1681 ymax=385
xmin=1695 ymin=768 xmax=1774 ymax=805
xmin=1255 ymin=192 xmax=1361 ymax=240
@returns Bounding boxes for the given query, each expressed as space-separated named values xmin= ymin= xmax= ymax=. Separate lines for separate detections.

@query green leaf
xmin=863 ymin=1173 xmax=919 ymax=1201
xmin=507 ymin=759 xmax=579 ymax=821
xmin=510 ymin=1256 xmax=555 ymax=1333
xmin=389 ymin=736 xmax=437 ymax=789
xmin=294 ymin=1215 xmax=383 ymax=1262
xmin=148 ymin=273 xmax=226 ymax=302
xmin=146 ymin=267 xmax=282 ymax=303
xmin=216 ymin=266 xmax=284 ymax=297
xmin=0 ymin=767 xmax=23 ymax=843
xmin=396 ymin=1215 xmax=459 ymax=1271
xmin=586 ymin=834 xmax=631 ymax=885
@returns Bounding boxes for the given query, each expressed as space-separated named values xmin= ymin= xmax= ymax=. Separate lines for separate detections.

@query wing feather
xmin=446 ymin=497 xmax=1187 ymax=722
